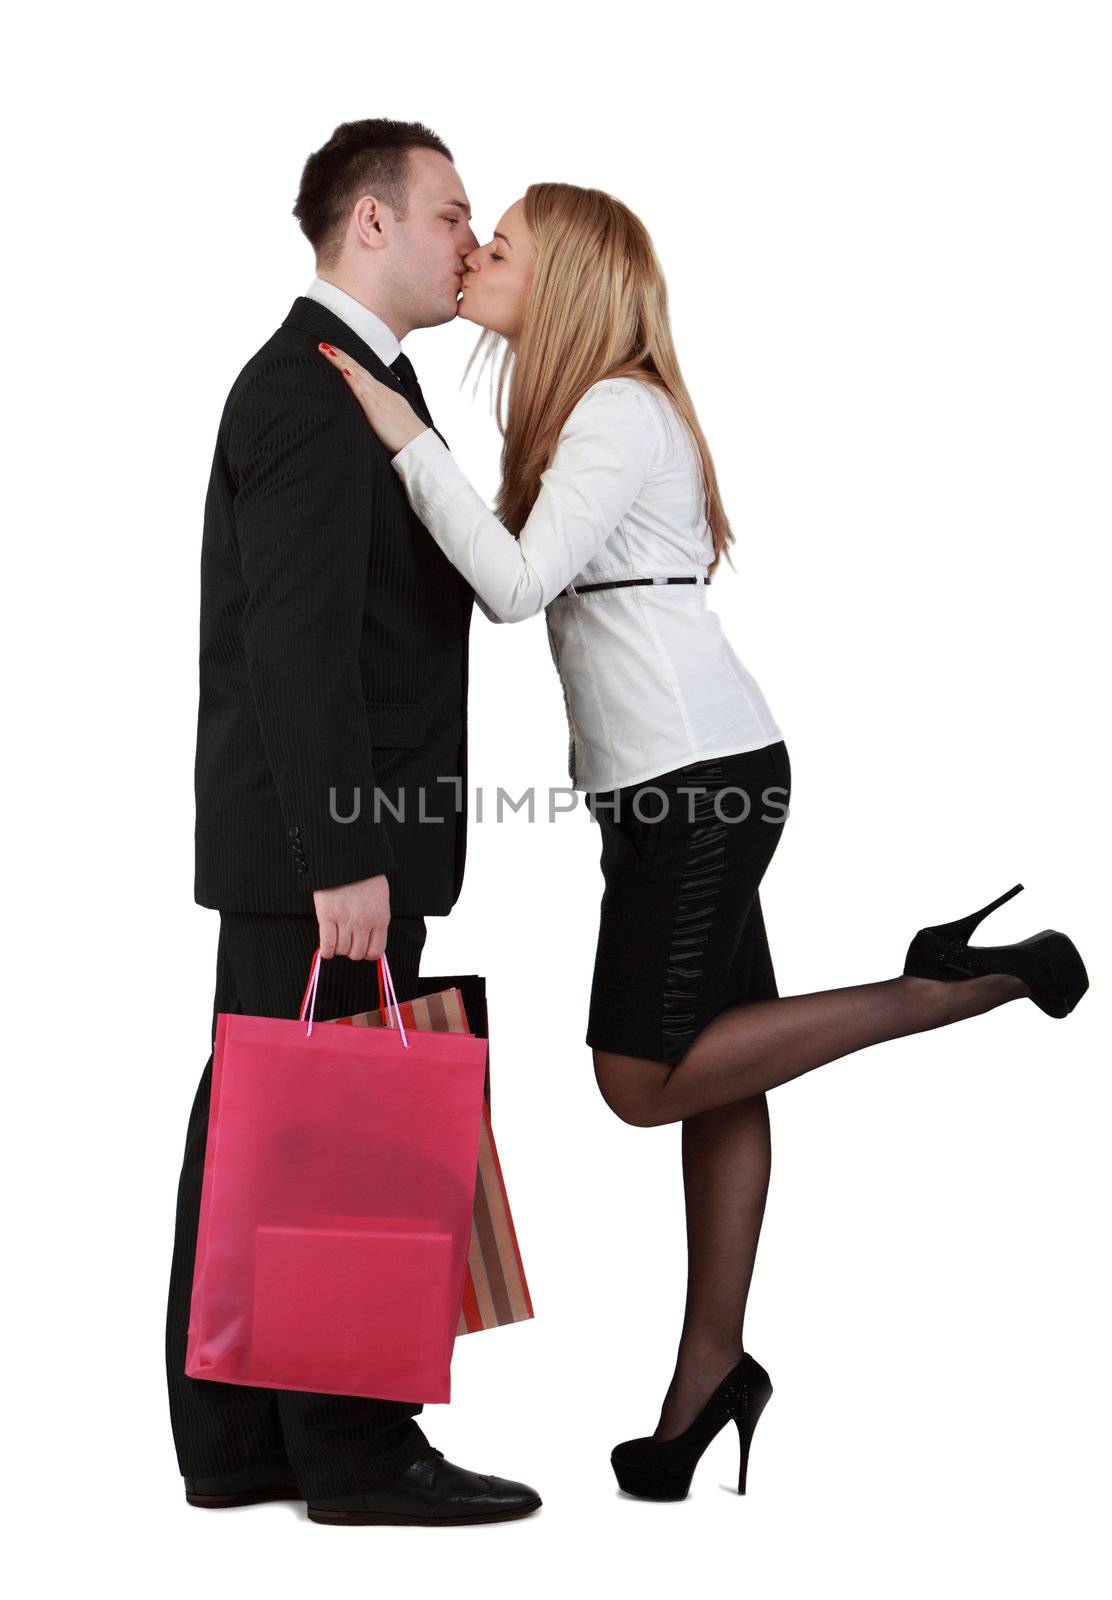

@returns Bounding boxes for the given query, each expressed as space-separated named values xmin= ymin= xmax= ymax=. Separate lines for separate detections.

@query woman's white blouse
xmin=390 ymin=376 xmax=783 ymax=793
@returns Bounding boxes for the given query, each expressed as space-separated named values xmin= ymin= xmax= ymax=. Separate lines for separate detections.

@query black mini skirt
xmin=585 ymin=741 xmax=791 ymax=1065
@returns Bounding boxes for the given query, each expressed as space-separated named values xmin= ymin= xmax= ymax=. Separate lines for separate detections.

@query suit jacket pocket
xmin=364 ymin=701 xmax=427 ymax=749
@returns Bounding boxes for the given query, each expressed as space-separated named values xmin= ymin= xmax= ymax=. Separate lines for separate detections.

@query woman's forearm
xmin=391 ymin=430 xmax=548 ymax=621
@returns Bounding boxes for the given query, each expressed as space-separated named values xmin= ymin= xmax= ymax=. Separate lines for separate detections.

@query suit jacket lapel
xmin=282 ymin=297 xmax=449 ymax=449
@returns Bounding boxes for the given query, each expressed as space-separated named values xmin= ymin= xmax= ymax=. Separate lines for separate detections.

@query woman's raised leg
xmin=601 ymin=970 xmax=1026 ymax=1439
xmin=594 ymin=971 xmax=1028 ymax=1128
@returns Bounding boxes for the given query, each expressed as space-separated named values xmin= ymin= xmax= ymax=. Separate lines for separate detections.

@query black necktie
xmin=388 ymin=351 xmax=434 ymax=430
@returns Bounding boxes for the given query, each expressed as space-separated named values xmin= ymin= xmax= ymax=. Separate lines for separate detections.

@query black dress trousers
xmin=165 ymin=912 xmax=430 ymax=1500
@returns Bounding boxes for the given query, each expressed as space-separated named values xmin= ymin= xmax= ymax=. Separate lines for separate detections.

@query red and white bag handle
xmin=299 ymin=948 xmax=409 ymax=1048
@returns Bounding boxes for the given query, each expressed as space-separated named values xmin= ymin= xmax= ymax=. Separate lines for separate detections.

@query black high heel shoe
xmin=903 ymin=882 xmax=1088 ymax=1017
xmin=610 ymin=1353 xmax=772 ymax=1501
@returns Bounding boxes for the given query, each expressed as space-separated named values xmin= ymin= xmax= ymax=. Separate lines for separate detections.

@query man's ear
xmin=352 ymin=194 xmax=388 ymax=249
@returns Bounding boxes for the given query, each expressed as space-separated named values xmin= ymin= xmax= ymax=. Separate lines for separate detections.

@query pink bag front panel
xmin=185 ymin=1010 xmax=488 ymax=1404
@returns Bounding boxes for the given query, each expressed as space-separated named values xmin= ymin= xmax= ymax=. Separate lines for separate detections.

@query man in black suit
xmin=165 ymin=118 xmax=540 ymax=1526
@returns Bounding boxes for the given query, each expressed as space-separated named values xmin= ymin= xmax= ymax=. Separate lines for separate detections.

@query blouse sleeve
xmin=388 ymin=379 xmax=664 ymax=623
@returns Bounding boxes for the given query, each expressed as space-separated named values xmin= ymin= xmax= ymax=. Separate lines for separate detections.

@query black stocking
xmin=656 ymin=1093 xmax=771 ymax=1439
xmin=596 ymin=970 xmax=1029 ymax=1437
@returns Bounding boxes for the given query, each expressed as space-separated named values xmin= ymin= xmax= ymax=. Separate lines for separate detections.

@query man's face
xmin=386 ymin=148 xmax=478 ymax=330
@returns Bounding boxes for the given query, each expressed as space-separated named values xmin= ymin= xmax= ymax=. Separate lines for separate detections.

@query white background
xmin=4 ymin=2 xmax=1109 ymax=1595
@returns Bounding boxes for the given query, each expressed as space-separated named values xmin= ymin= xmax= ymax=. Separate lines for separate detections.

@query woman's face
xmin=457 ymin=198 xmax=535 ymax=341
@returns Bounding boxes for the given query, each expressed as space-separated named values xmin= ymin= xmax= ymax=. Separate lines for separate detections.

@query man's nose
xmin=460 ymin=231 xmax=480 ymax=261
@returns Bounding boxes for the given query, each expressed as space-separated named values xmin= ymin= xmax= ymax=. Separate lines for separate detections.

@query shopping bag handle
xmin=299 ymin=948 xmax=409 ymax=1048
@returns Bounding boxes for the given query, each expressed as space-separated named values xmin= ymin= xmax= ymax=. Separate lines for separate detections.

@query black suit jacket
xmin=194 ymin=296 xmax=473 ymax=916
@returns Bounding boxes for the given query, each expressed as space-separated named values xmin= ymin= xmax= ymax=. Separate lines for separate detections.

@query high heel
xmin=903 ymin=882 xmax=1089 ymax=1018
xmin=610 ymin=1353 xmax=773 ymax=1501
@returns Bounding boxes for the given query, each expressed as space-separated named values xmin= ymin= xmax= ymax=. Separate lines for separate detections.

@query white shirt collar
xmin=304 ymin=276 xmax=402 ymax=367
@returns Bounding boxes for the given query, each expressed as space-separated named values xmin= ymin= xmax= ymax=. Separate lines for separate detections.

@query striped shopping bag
xmin=329 ymin=970 xmax=534 ymax=1336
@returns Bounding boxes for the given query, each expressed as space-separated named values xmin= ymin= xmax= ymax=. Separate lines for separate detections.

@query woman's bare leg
xmin=654 ymin=1094 xmax=771 ymax=1439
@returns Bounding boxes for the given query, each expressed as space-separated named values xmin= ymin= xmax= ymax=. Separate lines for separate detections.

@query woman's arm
xmin=315 ymin=341 xmax=664 ymax=624
xmin=473 ymin=594 xmax=506 ymax=625
xmin=388 ymin=380 xmax=663 ymax=622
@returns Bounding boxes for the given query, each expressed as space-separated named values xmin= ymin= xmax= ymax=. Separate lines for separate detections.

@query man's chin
xmin=418 ymin=298 xmax=481 ymax=331
xmin=417 ymin=301 xmax=466 ymax=331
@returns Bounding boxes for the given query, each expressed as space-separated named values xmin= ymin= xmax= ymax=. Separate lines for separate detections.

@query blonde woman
xmin=318 ymin=183 xmax=1088 ymax=1501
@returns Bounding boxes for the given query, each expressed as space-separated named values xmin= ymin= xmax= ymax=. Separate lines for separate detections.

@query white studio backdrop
xmin=3 ymin=3 xmax=1108 ymax=1597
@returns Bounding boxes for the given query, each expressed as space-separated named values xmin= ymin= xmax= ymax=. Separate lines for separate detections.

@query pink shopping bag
xmin=184 ymin=950 xmax=489 ymax=1404
xmin=332 ymin=975 xmax=534 ymax=1336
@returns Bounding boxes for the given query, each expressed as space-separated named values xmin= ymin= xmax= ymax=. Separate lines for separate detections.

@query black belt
xmin=553 ymin=575 xmax=706 ymax=601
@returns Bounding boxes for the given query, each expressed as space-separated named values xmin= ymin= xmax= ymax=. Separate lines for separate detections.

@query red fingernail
xmin=342 ymin=368 xmax=351 ymax=375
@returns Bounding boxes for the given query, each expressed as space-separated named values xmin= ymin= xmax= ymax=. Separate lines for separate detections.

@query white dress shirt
xmin=305 ymin=276 xmax=401 ymax=366
xmin=391 ymin=375 xmax=784 ymax=793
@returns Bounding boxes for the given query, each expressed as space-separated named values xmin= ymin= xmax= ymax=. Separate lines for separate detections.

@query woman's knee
xmin=592 ymin=1049 xmax=667 ymax=1127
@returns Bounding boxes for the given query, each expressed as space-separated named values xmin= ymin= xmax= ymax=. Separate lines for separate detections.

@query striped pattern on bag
xmin=332 ymin=988 xmax=533 ymax=1335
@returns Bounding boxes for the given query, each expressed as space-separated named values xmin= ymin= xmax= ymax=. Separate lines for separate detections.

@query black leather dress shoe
xmin=184 ymin=1462 xmax=302 ymax=1508
xmin=307 ymin=1447 xmax=542 ymax=1526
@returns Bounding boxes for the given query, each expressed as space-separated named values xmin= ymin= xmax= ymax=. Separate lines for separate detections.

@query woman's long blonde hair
xmin=466 ymin=183 xmax=735 ymax=575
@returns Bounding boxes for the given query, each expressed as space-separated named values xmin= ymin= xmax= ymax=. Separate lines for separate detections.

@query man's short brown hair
xmin=293 ymin=118 xmax=453 ymax=266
